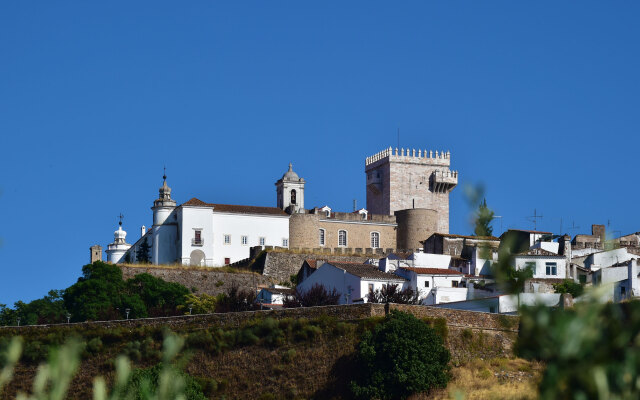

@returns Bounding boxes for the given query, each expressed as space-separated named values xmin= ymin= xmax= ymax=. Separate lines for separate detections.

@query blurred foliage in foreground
xmin=516 ymin=290 xmax=640 ymax=399
xmin=0 ymin=333 xmax=206 ymax=400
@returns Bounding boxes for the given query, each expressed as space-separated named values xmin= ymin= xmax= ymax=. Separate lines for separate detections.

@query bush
xmin=124 ymin=364 xmax=207 ymax=400
xmin=350 ymin=311 xmax=450 ymax=400
xmin=282 ymin=284 xmax=341 ymax=307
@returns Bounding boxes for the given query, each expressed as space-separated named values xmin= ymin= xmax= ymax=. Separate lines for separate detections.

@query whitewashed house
xmin=514 ymin=248 xmax=567 ymax=280
xmin=584 ymin=248 xmax=634 ymax=271
xmin=295 ymin=261 xmax=406 ymax=304
xmin=393 ymin=267 xmax=467 ymax=305
xmin=592 ymin=259 xmax=640 ymax=302
xmin=256 ymin=286 xmax=295 ymax=307
xmin=433 ymin=293 xmax=563 ymax=314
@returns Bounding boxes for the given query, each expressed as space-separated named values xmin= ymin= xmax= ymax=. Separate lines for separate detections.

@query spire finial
xmin=118 ymin=213 xmax=124 ymax=226
xmin=288 ymin=162 xmax=293 ymax=171
xmin=163 ymin=166 xmax=167 ymax=182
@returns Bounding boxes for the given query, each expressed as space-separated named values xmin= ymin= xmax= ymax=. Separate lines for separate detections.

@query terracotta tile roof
xmin=303 ymin=259 xmax=318 ymax=269
xmin=508 ymin=229 xmax=553 ymax=235
xmin=328 ymin=262 xmax=405 ymax=281
xmin=400 ymin=267 xmax=465 ymax=276
xmin=516 ymin=248 xmax=563 ymax=257
xmin=182 ymin=198 xmax=288 ymax=216
xmin=427 ymin=233 xmax=500 ymax=241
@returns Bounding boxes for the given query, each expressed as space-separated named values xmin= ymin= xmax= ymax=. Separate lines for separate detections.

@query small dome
xmin=114 ymin=225 xmax=127 ymax=241
xmin=282 ymin=163 xmax=299 ymax=180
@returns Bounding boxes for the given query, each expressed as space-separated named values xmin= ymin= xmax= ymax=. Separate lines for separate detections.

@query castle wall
xmin=289 ymin=213 xmax=396 ymax=251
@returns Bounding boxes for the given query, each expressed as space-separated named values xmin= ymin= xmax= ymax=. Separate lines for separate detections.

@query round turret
xmin=395 ymin=208 xmax=439 ymax=251
xmin=152 ymin=173 xmax=177 ymax=225
xmin=106 ymin=220 xmax=131 ymax=264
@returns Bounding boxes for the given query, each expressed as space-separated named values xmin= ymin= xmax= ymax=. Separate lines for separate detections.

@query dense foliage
xmin=516 ymin=298 xmax=640 ymax=399
xmin=125 ymin=364 xmax=207 ymax=400
xmin=350 ymin=311 xmax=450 ymax=399
xmin=552 ymin=279 xmax=584 ymax=298
xmin=282 ymin=283 xmax=341 ymax=307
xmin=0 ymin=262 xmax=190 ymax=325
xmin=366 ymin=284 xmax=421 ymax=304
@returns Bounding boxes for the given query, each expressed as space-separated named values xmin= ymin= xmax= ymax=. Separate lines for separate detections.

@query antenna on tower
xmin=353 ymin=199 xmax=357 ymax=212
xmin=526 ymin=209 xmax=543 ymax=231
xmin=118 ymin=213 xmax=124 ymax=226
xmin=397 ymin=128 xmax=400 ymax=150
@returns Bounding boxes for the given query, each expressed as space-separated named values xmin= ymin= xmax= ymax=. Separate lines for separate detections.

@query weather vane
xmin=118 ymin=213 xmax=124 ymax=226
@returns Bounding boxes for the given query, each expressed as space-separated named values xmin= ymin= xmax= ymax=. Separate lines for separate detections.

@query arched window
xmin=338 ymin=230 xmax=347 ymax=247
xmin=290 ymin=189 xmax=297 ymax=205
xmin=319 ymin=229 xmax=325 ymax=246
xmin=371 ymin=232 xmax=380 ymax=248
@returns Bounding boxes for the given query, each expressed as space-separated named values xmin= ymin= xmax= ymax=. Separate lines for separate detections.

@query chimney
xmin=141 ymin=225 xmax=146 ymax=237
xmin=560 ymin=235 xmax=573 ymax=281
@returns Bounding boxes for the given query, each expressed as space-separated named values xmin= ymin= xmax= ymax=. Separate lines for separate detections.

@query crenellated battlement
xmin=365 ymin=147 xmax=451 ymax=167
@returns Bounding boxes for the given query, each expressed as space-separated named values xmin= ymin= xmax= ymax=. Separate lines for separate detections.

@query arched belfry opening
xmin=291 ymin=189 xmax=297 ymax=205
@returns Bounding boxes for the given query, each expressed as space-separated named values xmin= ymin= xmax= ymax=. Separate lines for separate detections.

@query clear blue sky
xmin=1 ymin=2 xmax=638 ymax=306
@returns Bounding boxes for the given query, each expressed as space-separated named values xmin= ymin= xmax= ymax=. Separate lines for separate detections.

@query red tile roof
xmin=182 ymin=198 xmax=288 ymax=216
xmin=400 ymin=267 xmax=465 ymax=276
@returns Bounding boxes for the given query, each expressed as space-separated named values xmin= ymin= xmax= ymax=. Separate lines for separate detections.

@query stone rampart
xmin=119 ymin=265 xmax=274 ymax=296
xmin=260 ymin=251 xmax=374 ymax=283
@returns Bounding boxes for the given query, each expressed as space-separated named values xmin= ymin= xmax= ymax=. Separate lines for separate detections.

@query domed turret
xmin=106 ymin=216 xmax=131 ymax=264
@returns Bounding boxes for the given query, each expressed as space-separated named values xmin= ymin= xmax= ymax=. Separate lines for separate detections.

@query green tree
xmin=552 ymin=279 xmax=584 ymax=298
xmin=350 ymin=311 xmax=450 ymax=399
xmin=473 ymin=198 xmax=495 ymax=237
xmin=136 ymin=239 xmax=151 ymax=264
xmin=125 ymin=273 xmax=189 ymax=317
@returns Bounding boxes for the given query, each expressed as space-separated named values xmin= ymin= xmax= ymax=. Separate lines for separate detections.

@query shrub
xmin=86 ymin=337 xmax=103 ymax=354
xmin=283 ymin=283 xmax=341 ymax=307
xmin=124 ymin=364 xmax=207 ymax=400
xmin=367 ymin=284 xmax=421 ymax=304
xmin=350 ymin=311 xmax=450 ymax=400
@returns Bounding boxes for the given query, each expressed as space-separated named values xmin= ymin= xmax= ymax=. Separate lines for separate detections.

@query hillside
xmin=0 ymin=304 xmax=530 ymax=399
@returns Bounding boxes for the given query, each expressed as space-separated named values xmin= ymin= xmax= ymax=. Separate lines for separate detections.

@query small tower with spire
xmin=106 ymin=214 xmax=132 ymax=263
xmin=275 ymin=163 xmax=305 ymax=214
xmin=152 ymin=168 xmax=177 ymax=226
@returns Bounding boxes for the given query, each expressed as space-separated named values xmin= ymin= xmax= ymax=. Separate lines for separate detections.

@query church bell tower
xmin=275 ymin=163 xmax=305 ymax=214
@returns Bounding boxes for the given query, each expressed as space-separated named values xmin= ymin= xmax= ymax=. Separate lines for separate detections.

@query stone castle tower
xmin=365 ymin=147 xmax=458 ymax=235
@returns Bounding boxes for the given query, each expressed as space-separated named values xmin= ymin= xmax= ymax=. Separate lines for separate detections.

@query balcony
xmin=192 ymin=238 xmax=204 ymax=246
xmin=431 ymin=170 xmax=458 ymax=193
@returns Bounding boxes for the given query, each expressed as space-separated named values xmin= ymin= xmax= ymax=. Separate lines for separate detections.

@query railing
xmin=192 ymin=238 xmax=204 ymax=246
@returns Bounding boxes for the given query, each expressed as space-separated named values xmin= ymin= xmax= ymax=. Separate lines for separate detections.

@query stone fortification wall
xmin=289 ymin=213 xmax=397 ymax=251
xmin=395 ymin=208 xmax=438 ymax=251
xmin=260 ymin=251 xmax=374 ymax=283
xmin=2 ymin=303 xmax=518 ymax=334
xmin=119 ymin=265 xmax=274 ymax=296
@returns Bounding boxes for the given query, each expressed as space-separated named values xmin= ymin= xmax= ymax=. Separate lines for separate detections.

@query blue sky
xmin=1 ymin=2 xmax=638 ymax=306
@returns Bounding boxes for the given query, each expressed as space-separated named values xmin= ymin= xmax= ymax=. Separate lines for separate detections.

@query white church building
xmin=106 ymin=166 xmax=301 ymax=266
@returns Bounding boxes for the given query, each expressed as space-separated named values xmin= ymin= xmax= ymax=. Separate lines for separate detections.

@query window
xmin=424 ymin=281 xmax=430 ymax=288
xmin=291 ymin=189 xmax=297 ymax=205
xmin=368 ymin=283 xmax=374 ymax=293
xmin=192 ymin=230 xmax=203 ymax=246
xmin=326 ymin=210 xmax=331 ymax=217
xmin=224 ymin=234 xmax=231 ymax=245
xmin=545 ymin=262 xmax=557 ymax=276
xmin=282 ymin=238 xmax=289 ymax=247
xmin=338 ymin=230 xmax=347 ymax=247
xmin=489 ymin=306 xmax=496 ymax=313
xmin=259 ymin=237 xmax=265 ymax=246
xmin=241 ymin=235 xmax=248 ymax=245
xmin=319 ymin=229 xmax=325 ymax=246
xmin=224 ymin=257 xmax=230 ymax=265
xmin=370 ymin=232 xmax=380 ymax=248
xmin=452 ymin=281 xmax=459 ymax=288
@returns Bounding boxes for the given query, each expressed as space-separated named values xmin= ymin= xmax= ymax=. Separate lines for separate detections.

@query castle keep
xmin=365 ymin=147 xmax=458 ymax=233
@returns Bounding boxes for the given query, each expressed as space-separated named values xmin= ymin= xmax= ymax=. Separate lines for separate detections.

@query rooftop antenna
xmin=118 ymin=213 xmax=124 ymax=226
xmin=526 ymin=209 xmax=543 ymax=231
xmin=353 ymin=199 xmax=357 ymax=212
xmin=397 ymin=128 xmax=400 ymax=150
xmin=567 ymin=220 xmax=581 ymax=234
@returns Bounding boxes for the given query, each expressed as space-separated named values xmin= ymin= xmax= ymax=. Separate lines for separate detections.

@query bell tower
xmin=275 ymin=163 xmax=305 ymax=214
